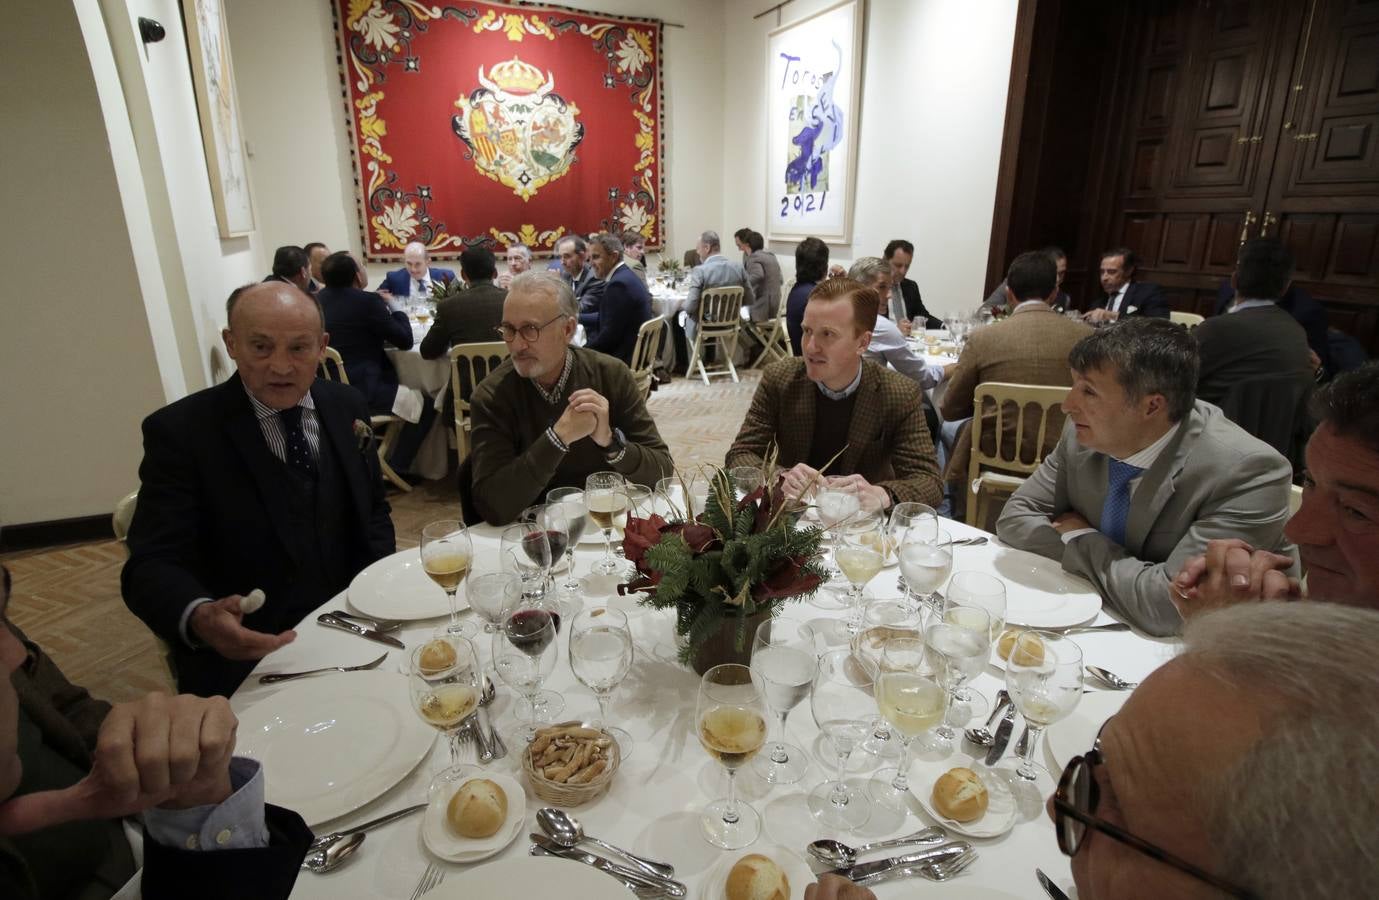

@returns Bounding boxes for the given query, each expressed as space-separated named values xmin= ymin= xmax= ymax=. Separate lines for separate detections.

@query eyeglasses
xmin=496 ymin=313 xmax=566 ymax=343
xmin=1053 ymin=733 xmax=1257 ymax=899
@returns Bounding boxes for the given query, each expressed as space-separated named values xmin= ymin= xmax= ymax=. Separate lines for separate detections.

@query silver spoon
xmin=807 ymin=826 xmax=947 ymax=868
xmin=477 ymin=675 xmax=504 ymax=761
xmin=1086 ymin=665 xmax=1137 ymax=691
xmin=965 ymin=690 xmax=1010 ymax=747
xmin=301 ymin=831 xmax=365 ymax=873
xmin=537 ymin=807 xmax=676 ymax=879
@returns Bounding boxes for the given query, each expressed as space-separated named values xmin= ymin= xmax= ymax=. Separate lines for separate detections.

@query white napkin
xmin=391 ymin=385 xmax=425 ymax=423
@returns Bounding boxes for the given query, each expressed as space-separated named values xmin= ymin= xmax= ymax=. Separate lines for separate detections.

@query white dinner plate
xmin=348 ymin=549 xmax=469 ymax=621
xmin=908 ymin=758 xmax=1017 ymax=839
xmin=421 ymin=767 xmax=526 ymax=863
xmin=235 ymin=671 xmax=434 ymax=827
xmin=700 ymin=845 xmax=816 ymax=900
xmin=1044 ymin=690 xmax=1128 ymax=770
xmin=989 ymin=549 xmax=1102 ymax=628
xmin=433 ymin=855 xmax=626 ymax=897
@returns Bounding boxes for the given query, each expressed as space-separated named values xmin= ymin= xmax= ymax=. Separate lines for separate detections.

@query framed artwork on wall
xmin=182 ymin=0 xmax=254 ymax=238
xmin=765 ymin=0 xmax=865 ymax=244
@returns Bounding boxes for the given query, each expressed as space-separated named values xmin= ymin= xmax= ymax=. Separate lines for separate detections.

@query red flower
xmin=622 ymin=514 xmax=669 ymax=567
xmin=752 ymin=554 xmax=823 ymax=601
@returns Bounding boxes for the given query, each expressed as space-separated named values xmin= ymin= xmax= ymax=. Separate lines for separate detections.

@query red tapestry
xmin=333 ymin=0 xmax=665 ymax=260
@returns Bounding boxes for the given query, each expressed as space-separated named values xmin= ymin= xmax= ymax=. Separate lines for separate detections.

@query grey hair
xmin=555 ymin=235 xmax=586 ymax=254
xmin=507 ymin=244 xmax=532 ymax=260
xmin=1180 ymin=603 xmax=1379 ymax=899
xmin=699 ymin=230 xmax=721 ymax=252
xmin=847 ymin=256 xmax=889 ymax=285
xmin=509 ymin=270 xmax=577 ymax=319
xmin=590 ymin=232 xmax=623 ymax=256
xmin=1067 ymin=317 xmax=1198 ymax=421
xmin=403 ymin=241 xmax=428 ymax=258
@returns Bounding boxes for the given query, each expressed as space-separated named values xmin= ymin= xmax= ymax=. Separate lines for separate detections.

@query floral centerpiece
xmin=430 ymin=274 xmax=463 ymax=302
xmin=618 ymin=466 xmax=827 ymax=672
xmin=656 ymin=257 xmax=685 ymax=287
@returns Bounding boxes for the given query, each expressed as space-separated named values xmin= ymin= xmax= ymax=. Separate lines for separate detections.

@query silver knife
xmin=984 ymin=703 xmax=1017 ymax=766
xmin=529 ymin=834 xmax=687 ymax=896
xmin=317 ymin=613 xmax=405 ymax=649
xmin=828 ymin=841 xmax=972 ymax=883
xmin=1037 ymin=867 xmax=1072 ymax=900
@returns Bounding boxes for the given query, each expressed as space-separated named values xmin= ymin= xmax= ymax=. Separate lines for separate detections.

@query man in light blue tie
xmin=996 ymin=318 xmax=1297 ymax=635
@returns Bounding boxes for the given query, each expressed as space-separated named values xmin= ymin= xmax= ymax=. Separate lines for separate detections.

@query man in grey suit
xmin=684 ymin=229 xmax=755 ymax=353
xmin=996 ymin=318 xmax=1296 ymax=635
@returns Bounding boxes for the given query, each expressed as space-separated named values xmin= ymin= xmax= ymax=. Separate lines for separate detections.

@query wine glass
xmin=420 ymin=520 xmax=475 ymax=637
xmin=524 ymin=503 xmax=573 ymax=605
xmin=501 ymin=523 xmax=550 ymax=601
xmin=869 ymin=638 xmax=946 ymax=813
xmin=654 ymin=475 xmax=690 ymax=519
xmin=466 ymin=572 xmax=519 ymax=635
xmin=836 ymin=514 xmax=886 ymax=636
xmin=943 ymin=572 xmax=1007 ymax=722
xmin=568 ymin=606 xmax=635 ymax=756
xmin=492 ymin=605 xmax=559 ymax=746
xmin=1004 ymin=631 xmax=1083 ymax=782
xmin=546 ymin=487 xmax=587 ymax=607
xmin=809 ymin=649 xmax=875 ymax=831
xmin=409 ymin=634 xmax=481 ymax=789
xmin=729 ymin=465 xmax=764 ymax=501
xmin=696 ymin=664 xmax=769 ymax=849
xmin=814 ymin=483 xmax=861 ymax=603
xmin=854 ymin=600 xmax=924 ymax=761
xmin=749 ymin=618 xmax=817 ymax=784
xmin=898 ymin=527 xmax=953 ymax=616
xmin=585 ymin=471 xmax=628 ymax=576
xmin=888 ymin=502 xmax=937 ymax=590
xmin=924 ymin=606 xmax=992 ymax=752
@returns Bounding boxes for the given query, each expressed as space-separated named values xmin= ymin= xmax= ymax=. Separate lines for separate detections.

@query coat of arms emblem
xmin=451 ymin=56 xmax=585 ymax=201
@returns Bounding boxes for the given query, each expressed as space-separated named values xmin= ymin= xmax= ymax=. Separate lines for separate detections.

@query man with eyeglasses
xmin=1050 ymin=602 xmax=1375 ymax=899
xmin=466 ymin=271 xmax=673 ymax=525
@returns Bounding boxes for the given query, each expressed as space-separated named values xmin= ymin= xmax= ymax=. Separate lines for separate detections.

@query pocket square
xmin=352 ymin=418 xmax=375 ymax=453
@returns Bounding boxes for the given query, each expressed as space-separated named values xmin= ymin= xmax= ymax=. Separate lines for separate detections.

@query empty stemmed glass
xmin=546 ymin=487 xmax=587 ymax=608
xmin=942 ymin=572 xmax=1007 ymax=723
xmin=869 ymin=638 xmax=947 ymax=813
xmin=696 ymin=664 xmax=769 ymax=849
xmin=420 ymin=520 xmax=476 ymax=637
xmin=654 ymin=475 xmax=690 ymax=519
xmin=898 ymin=527 xmax=953 ymax=616
xmin=466 ymin=572 xmax=520 ymax=635
xmin=925 ymin=605 xmax=992 ymax=752
xmin=749 ymin=618 xmax=817 ymax=785
xmin=568 ymin=606 xmax=635 ymax=756
xmin=836 ymin=513 xmax=886 ymax=636
xmin=809 ymin=649 xmax=875 ymax=831
xmin=501 ymin=523 xmax=550 ymax=601
xmin=729 ymin=465 xmax=764 ymax=501
xmin=409 ymin=634 xmax=482 ymax=789
xmin=492 ymin=603 xmax=559 ymax=746
xmin=1005 ymin=631 xmax=1083 ymax=782
xmin=585 ymin=471 xmax=629 ymax=576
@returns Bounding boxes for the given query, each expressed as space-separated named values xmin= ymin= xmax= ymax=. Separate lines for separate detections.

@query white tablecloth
xmin=234 ymin=517 xmax=1175 ymax=898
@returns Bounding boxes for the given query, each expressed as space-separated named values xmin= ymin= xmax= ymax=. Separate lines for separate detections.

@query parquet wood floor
xmin=1 ymin=371 xmax=762 ymax=703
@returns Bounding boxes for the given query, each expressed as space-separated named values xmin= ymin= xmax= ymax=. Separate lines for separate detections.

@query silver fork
xmin=258 ymin=653 xmax=389 ymax=684
xmin=924 ymin=848 xmax=979 ymax=881
xmin=408 ymin=862 xmax=444 ymax=899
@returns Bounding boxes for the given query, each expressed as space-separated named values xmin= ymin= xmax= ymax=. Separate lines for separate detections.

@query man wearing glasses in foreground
xmin=466 ymin=271 xmax=673 ymax=525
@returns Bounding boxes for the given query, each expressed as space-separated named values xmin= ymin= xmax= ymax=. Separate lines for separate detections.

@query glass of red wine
xmin=522 ymin=503 xmax=577 ymax=616
xmin=501 ymin=523 xmax=551 ymax=602
xmin=492 ymin=605 xmax=559 ymax=746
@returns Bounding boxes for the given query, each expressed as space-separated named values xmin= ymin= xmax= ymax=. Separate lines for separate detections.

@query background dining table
xmin=233 ymin=514 xmax=1175 ymax=899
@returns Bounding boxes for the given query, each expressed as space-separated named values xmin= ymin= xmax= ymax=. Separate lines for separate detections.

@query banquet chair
xmin=965 ymin=382 xmax=1071 ymax=528
xmin=1219 ymin=373 xmax=1313 ymax=475
xmin=687 ymin=286 xmax=745 ymax=385
xmin=1170 ymin=310 xmax=1205 ymax=328
xmin=319 ymin=347 xmax=411 ymax=492
xmin=112 ymin=491 xmax=138 ymax=542
xmin=628 ymin=316 xmax=666 ymax=400
xmin=449 ymin=341 xmax=509 ymax=462
xmin=745 ymin=301 xmax=793 ymax=369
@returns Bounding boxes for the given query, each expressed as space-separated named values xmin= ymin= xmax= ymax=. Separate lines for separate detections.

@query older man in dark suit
xmin=727 ymin=278 xmax=943 ymax=509
xmin=1084 ymin=247 xmax=1169 ymax=323
xmin=122 ymin=282 xmax=396 ymax=697
xmin=579 ymin=232 xmax=652 ymax=364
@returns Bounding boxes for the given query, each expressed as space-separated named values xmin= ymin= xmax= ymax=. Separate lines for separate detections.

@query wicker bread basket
xmin=521 ymin=721 xmax=621 ymax=806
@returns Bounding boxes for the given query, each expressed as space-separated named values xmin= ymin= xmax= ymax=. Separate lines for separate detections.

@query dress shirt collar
xmin=608 ymin=260 xmax=626 ymax=278
xmin=1109 ymin=282 xmax=1129 ymax=312
xmin=1116 ymin=419 xmax=1181 ymax=470
xmin=1229 ymin=298 xmax=1277 ymax=313
xmin=1013 ymin=300 xmax=1052 ymax=313
xmin=532 ymin=349 xmax=574 ymax=405
xmin=816 ymin=362 xmax=864 ymax=400
xmin=243 ymin=383 xmax=315 ymax=420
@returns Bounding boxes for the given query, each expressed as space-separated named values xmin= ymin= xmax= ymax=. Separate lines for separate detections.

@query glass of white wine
xmin=836 ymin=514 xmax=886 ymax=636
xmin=898 ymin=527 xmax=953 ymax=616
xmin=815 ymin=483 xmax=861 ymax=594
xmin=1004 ymin=631 xmax=1083 ymax=782
xmin=568 ymin=606 xmax=635 ymax=757
xmin=696 ymin=664 xmax=769 ymax=849
xmin=924 ymin=606 xmax=992 ymax=752
xmin=409 ymin=634 xmax=481 ymax=789
xmin=749 ymin=618 xmax=817 ymax=785
xmin=420 ymin=520 xmax=475 ymax=637
xmin=809 ymin=649 xmax=875 ymax=831
xmin=869 ymin=638 xmax=946 ymax=813
xmin=585 ymin=471 xmax=629 ymax=576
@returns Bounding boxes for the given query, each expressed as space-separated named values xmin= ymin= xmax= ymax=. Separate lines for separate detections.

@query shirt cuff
xmin=545 ymin=427 xmax=569 ymax=453
xmin=142 ymin=758 xmax=270 ymax=852
xmin=178 ymin=598 xmax=214 ymax=649
xmin=1060 ymin=527 xmax=1098 ymax=544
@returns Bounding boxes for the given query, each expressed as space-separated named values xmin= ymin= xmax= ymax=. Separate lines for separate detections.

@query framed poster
xmin=765 ymin=0 xmax=864 ymax=243
xmin=183 ymin=0 xmax=254 ymax=238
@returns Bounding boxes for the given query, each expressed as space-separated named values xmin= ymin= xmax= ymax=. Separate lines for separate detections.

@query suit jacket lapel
xmin=839 ymin=364 xmax=880 ymax=475
xmin=221 ymin=375 xmax=300 ymax=564
xmin=313 ymin=382 xmax=372 ymax=533
xmin=1126 ymin=412 xmax=1199 ymax=551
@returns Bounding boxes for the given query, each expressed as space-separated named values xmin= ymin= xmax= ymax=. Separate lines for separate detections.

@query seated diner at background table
xmin=726 ymin=277 xmax=943 ymax=511
xmin=466 ymin=270 xmax=672 ymax=525
xmin=122 ymin=281 xmax=396 ymax=698
xmin=1171 ymin=361 xmax=1379 ymax=616
xmin=376 ymin=241 xmax=454 ymax=301
xmin=981 ymin=245 xmax=1072 ymax=314
xmin=996 ymin=317 xmax=1295 ymax=636
xmin=419 ymin=245 xmax=508 ymax=358
xmin=786 ymin=236 xmax=829 ymax=356
xmin=0 ymin=564 xmax=312 ymax=900
xmin=497 ymin=243 xmax=532 ymax=290
xmin=1082 ymin=246 xmax=1169 ymax=324
xmin=883 ymin=238 xmax=942 ymax=332
xmin=579 ymin=232 xmax=652 ymax=365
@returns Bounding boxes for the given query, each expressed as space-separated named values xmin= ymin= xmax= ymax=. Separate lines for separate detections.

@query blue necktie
xmin=278 ymin=406 xmax=317 ymax=478
xmin=1100 ymin=459 xmax=1144 ymax=546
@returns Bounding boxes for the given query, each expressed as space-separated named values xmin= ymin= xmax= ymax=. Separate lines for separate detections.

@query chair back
xmin=1288 ymin=483 xmax=1303 ymax=517
xmin=1170 ymin=310 xmax=1205 ymax=328
xmin=697 ymin=286 xmax=745 ymax=333
xmin=967 ymin=382 xmax=1071 ymax=479
xmin=629 ymin=316 xmax=666 ymax=399
xmin=319 ymin=347 xmax=349 ymax=383
xmin=1219 ymin=374 xmax=1313 ymax=471
xmin=449 ymin=341 xmax=509 ymax=460
xmin=112 ymin=491 xmax=139 ymax=542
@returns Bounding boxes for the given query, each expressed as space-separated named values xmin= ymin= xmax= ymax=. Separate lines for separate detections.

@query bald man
xmin=378 ymin=241 xmax=456 ymax=300
xmin=122 ymin=283 xmax=396 ymax=697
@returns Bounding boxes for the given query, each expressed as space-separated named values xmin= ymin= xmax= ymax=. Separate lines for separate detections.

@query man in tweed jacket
xmin=727 ymin=279 xmax=942 ymax=509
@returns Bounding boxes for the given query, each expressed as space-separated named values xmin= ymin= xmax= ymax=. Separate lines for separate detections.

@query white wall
xmin=227 ymin=0 xmax=728 ymax=286
xmin=721 ymin=0 xmax=1018 ymax=315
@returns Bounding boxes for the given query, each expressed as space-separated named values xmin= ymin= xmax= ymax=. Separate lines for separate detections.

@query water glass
xmin=568 ymin=606 xmax=635 ymax=756
xmin=749 ymin=618 xmax=817 ymax=784
xmin=924 ymin=606 xmax=992 ymax=751
xmin=898 ymin=527 xmax=953 ymax=615
xmin=1005 ymin=631 xmax=1083 ymax=782
xmin=546 ymin=487 xmax=587 ymax=604
xmin=808 ymin=649 xmax=875 ymax=831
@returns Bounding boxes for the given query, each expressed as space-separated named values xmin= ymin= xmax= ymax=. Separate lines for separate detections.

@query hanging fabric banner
xmin=334 ymin=0 xmax=665 ymax=259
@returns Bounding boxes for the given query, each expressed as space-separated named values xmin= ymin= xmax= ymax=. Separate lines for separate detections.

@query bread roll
xmin=447 ymin=778 xmax=507 ymax=838
xmin=997 ymin=630 xmax=1045 ymax=666
xmin=724 ymin=854 xmax=789 ymax=900
xmin=932 ymin=767 xmax=988 ymax=823
xmin=418 ymin=639 xmax=458 ymax=676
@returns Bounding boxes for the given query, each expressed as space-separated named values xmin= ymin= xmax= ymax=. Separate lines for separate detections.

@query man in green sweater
xmin=468 ymin=271 xmax=674 ymax=525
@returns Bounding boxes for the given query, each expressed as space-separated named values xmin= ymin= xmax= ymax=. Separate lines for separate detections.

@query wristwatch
xmin=604 ymin=427 xmax=628 ymax=464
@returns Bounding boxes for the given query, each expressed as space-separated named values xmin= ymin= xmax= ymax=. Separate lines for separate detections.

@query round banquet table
xmin=233 ymin=516 xmax=1176 ymax=899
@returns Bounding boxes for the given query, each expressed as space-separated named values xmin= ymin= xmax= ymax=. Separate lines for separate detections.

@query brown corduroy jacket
xmin=726 ymin=358 xmax=942 ymax=506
